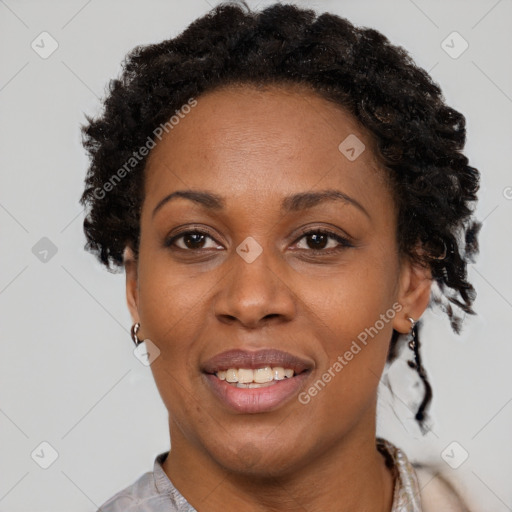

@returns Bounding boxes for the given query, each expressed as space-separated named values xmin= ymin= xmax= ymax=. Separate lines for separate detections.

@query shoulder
xmin=414 ymin=465 xmax=470 ymax=512
xmin=96 ymin=470 xmax=158 ymax=512
xmin=376 ymin=438 xmax=471 ymax=512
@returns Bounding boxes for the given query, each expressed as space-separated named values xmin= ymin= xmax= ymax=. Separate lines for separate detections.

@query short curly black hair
xmin=80 ymin=1 xmax=480 ymax=429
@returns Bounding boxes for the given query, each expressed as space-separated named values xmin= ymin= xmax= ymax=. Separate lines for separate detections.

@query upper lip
xmin=202 ymin=349 xmax=313 ymax=374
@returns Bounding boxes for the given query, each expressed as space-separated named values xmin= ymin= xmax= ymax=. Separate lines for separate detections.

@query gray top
xmin=97 ymin=438 xmax=422 ymax=511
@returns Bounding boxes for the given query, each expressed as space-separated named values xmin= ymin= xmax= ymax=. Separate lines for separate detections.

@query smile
xmin=202 ymin=348 xmax=313 ymax=413
xmin=215 ymin=366 xmax=295 ymax=388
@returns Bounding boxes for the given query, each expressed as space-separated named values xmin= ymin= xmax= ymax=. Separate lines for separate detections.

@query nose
xmin=213 ymin=242 xmax=296 ymax=329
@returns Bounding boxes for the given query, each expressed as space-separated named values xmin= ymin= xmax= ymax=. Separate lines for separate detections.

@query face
xmin=125 ymin=84 xmax=431 ymax=478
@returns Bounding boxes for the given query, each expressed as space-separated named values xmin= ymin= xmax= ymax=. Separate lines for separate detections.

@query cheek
xmin=135 ymin=257 xmax=217 ymax=404
xmin=137 ymin=255 xmax=211 ymax=337
xmin=136 ymin=263 xmax=211 ymax=417
xmin=295 ymin=255 xmax=399 ymax=412
xmin=299 ymin=251 xmax=399 ymax=345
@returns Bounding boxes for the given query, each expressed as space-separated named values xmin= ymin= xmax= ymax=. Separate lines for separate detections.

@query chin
xmin=209 ymin=437 xmax=306 ymax=480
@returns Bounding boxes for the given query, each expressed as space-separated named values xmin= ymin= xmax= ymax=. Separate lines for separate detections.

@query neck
xmin=162 ymin=411 xmax=395 ymax=511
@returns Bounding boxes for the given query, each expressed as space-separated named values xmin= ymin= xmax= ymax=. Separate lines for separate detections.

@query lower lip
xmin=204 ymin=372 xmax=310 ymax=413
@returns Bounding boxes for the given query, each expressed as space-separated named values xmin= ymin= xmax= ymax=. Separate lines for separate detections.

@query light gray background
xmin=0 ymin=0 xmax=511 ymax=510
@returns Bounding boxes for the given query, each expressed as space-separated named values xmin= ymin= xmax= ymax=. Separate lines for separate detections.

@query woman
xmin=81 ymin=2 xmax=480 ymax=510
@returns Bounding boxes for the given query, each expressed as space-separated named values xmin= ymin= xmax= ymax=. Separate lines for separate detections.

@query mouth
xmin=202 ymin=349 xmax=313 ymax=413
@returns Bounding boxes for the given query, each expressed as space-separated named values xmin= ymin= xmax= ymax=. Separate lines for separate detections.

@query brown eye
xmin=304 ymin=233 xmax=329 ymax=250
xmin=295 ymin=230 xmax=353 ymax=252
xmin=181 ymin=233 xmax=207 ymax=249
xmin=165 ymin=230 xmax=222 ymax=251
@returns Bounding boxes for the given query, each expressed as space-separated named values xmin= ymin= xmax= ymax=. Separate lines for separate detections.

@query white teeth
xmin=254 ymin=367 xmax=273 ymax=383
xmin=215 ymin=366 xmax=296 ymax=384
xmin=225 ymin=369 xmax=238 ymax=383
xmin=273 ymin=367 xmax=286 ymax=380
xmin=238 ymin=368 xmax=254 ymax=383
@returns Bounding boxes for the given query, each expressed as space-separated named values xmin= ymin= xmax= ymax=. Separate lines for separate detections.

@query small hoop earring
xmin=131 ymin=322 xmax=143 ymax=346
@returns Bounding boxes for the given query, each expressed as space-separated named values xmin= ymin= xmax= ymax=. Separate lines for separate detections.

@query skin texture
xmin=124 ymin=84 xmax=432 ymax=512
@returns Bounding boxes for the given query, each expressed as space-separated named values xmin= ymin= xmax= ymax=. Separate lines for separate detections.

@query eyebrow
xmin=152 ymin=189 xmax=370 ymax=219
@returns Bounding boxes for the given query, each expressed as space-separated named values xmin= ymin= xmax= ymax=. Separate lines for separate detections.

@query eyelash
xmin=164 ymin=228 xmax=353 ymax=255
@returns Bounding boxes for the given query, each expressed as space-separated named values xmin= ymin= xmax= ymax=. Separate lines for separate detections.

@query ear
xmin=124 ymin=246 xmax=140 ymax=325
xmin=392 ymin=256 xmax=432 ymax=334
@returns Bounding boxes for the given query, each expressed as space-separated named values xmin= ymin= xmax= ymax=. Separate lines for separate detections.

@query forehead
xmin=143 ymin=83 xmax=389 ymax=208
